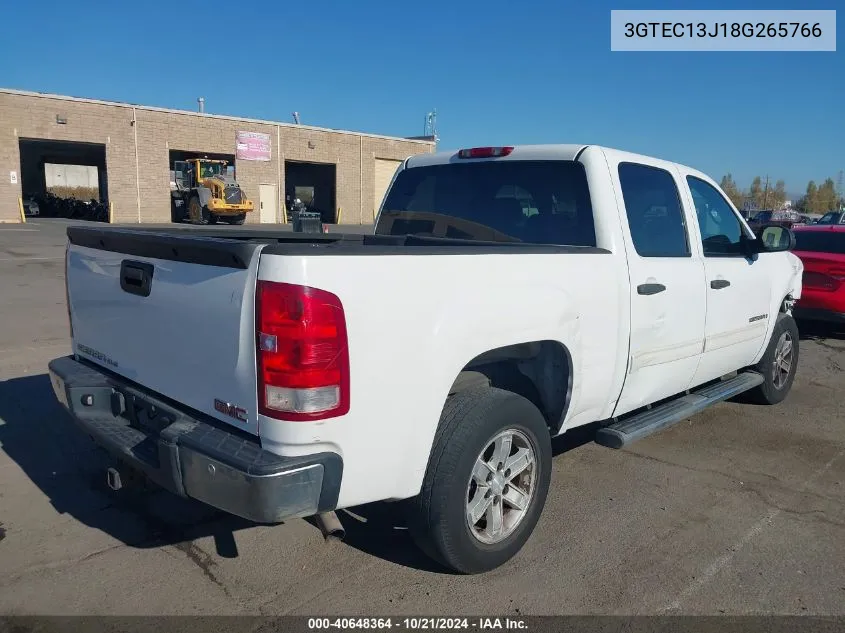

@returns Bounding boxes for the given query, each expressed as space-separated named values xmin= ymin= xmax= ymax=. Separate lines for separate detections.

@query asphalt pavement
xmin=0 ymin=219 xmax=843 ymax=616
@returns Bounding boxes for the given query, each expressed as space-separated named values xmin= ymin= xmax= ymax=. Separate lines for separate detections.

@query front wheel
xmin=405 ymin=387 xmax=552 ymax=574
xmin=741 ymin=312 xmax=799 ymax=405
xmin=188 ymin=196 xmax=210 ymax=225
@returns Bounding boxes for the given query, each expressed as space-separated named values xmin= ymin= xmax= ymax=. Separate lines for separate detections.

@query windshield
xmin=793 ymin=230 xmax=845 ymax=254
xmin=199 ymin=162 xmax=226 ymax=178
xmin=817 ymin=212 xmax=843 ymax=225
xmin=752 ymin=211 xmax=773 ymax=222
xmin=375 ymin=160 xmax=596 ymax=246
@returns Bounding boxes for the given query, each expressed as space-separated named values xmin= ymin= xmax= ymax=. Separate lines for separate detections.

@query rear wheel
xmin=741 ymin=313 xmax=799 ymax=405
xmin=405 ymin=386 xmax=552 ymax=574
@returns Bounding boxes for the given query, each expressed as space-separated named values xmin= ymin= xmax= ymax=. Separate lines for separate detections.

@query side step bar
xmin=595 ymin=371 xmax=764 ymax=449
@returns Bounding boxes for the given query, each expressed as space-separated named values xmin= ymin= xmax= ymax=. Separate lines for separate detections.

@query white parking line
xmin=0 ymin=228 xmax=39 ymax=232
xmin=661 ymin=448 xmax=844 ymax=612
xmin=0 ymin=256 xmax=63 ymax=262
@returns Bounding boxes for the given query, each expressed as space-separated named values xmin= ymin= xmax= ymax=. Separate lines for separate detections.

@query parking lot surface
xmin=0 ymin=219 xmax=843 ymax=616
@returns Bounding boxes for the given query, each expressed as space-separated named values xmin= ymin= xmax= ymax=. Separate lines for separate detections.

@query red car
xmin=791 ymin=225 xmax=845 ymax=324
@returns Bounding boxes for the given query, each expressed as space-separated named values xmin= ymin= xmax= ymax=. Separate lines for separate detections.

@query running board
xmin=595 ymin=371 xmax=764 ymax=449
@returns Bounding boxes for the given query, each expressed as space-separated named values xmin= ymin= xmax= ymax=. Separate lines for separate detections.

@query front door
xmin=610 ymin=159 xmax=707 ymax=417
xmin=259 ymin=184 xmax=277 ymax=223
xmin=682 ymin=174 xmax=773 ymax=385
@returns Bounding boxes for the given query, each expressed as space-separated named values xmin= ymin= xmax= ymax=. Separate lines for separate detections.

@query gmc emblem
xmin=214 ymin=399 xmax=248 ymax=423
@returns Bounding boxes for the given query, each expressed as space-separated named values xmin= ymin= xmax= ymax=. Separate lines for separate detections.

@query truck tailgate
xmin=65 ymin=227 xmax=263 ymax=435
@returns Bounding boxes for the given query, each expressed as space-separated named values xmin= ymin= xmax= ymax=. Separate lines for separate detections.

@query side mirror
xmin=747 ymin=225 xmax=795 ymax=254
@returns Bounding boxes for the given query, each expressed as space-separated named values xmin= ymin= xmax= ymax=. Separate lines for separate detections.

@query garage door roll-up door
xmin=374 ymin=158 xmax=402 ymax=219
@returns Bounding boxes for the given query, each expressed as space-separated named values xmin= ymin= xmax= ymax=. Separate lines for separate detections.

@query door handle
xmin=710 ymin=279 xmax=731 ymax=290
xmin=120 ymin=260 xmax=154 ymax=297
xmin=637 ymin=283 xmax=666 ymax=296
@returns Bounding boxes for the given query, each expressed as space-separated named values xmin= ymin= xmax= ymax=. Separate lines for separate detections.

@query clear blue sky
xmin=1 ymin=0 xmax=842 ymax=195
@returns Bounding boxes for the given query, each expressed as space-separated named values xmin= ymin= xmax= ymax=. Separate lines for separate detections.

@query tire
xmin=224 ymin=213 xmax=246 ymax=225
xmin=405 ymin=386 xmax=552 ymax=574
xmin=188 ymin=195 xmax=210 ymax=225
xmin=741 ymin=312 xmax=799 ymax=405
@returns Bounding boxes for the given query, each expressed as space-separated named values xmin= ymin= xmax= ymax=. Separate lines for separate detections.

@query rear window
xmin=793 ymin=230 xmax=845 ymax=254
xmin=817 ymin=212 xmax=843 ymax=225
xmin=375 ymin=160 xmax=596 ymax=247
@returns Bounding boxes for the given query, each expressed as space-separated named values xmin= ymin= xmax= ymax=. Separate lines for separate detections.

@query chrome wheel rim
xmin=466 ymin=429 xmax=537 ymax=545
xmin=772 ymin=331 xmax=794 ymax=390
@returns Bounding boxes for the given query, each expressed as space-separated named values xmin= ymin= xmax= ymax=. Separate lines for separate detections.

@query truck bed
xmin=67 ymin=225 xmax=609 ymax=266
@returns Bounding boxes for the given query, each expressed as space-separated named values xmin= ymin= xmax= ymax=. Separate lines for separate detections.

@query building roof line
xmin=0 ymin=88 xmax=436 ymax=146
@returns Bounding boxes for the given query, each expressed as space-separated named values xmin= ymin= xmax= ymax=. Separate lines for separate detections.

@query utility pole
xmin=762 ymin=174 xmax=770 ymax=210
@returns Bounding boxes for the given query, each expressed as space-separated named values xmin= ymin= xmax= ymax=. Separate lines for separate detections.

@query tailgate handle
xmin=120 ymin=260 xmax=154 ymax=297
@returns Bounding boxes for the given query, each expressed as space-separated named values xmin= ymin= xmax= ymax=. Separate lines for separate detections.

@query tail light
xmin=457 ymin=146 xmax=514 ymax=159
xmin=256 ymin=281 xmax=350 ymax=421
xmin=804 ymin=268 xmax=845 ymax=291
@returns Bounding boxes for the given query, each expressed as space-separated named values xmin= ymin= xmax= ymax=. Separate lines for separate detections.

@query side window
xmin=686 ymin=176 xmax=745 ymax=256
xmin=618 ymin=163 xmax=690 ymax=257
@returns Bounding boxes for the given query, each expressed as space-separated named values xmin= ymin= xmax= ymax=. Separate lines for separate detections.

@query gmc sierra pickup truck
xmin=49 ymin=144 xmax=803 ymax=574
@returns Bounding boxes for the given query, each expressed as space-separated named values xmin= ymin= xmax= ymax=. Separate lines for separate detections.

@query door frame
xmin=258 ymin=183 xmax=279 ymax=224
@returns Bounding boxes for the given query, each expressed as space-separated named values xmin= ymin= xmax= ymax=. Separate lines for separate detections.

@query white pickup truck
xmin=49 ymin=144 xmax=803 ymax=574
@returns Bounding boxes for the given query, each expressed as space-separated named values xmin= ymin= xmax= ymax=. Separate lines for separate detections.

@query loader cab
xmin=173 ymin=159 xmax=228 ymax=190
xmin=196 ymin=159 xmax=227 ymax=180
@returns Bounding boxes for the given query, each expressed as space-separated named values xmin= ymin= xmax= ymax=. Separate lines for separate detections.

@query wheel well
xmin=448 ymin=341 xmax=572 ymax=434
xmin=780 ymin=293 xmax=795 ymax=313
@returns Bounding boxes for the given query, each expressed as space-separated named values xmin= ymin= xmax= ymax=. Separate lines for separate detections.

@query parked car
xmin=48 ymin=144 xmax=802 ymax=574
xmin=747 ymin=210 xmax=797 ymax=235
xmin=790 ymin=224 xmax=845 ymax=324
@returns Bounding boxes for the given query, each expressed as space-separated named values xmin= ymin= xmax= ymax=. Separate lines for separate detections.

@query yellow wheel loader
xmin=171 ymin=158 xmax=254 ymax=225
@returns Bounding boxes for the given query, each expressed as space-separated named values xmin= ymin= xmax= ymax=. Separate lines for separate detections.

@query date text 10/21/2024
xmin=307 ymin=618 xmax=529 ymax=631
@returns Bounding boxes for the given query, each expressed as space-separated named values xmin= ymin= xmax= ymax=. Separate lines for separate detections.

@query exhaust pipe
xmin=314 ymin=511 xmax=345 ymax=542
xmin=106 ymin=467 xmax=123 ymax=491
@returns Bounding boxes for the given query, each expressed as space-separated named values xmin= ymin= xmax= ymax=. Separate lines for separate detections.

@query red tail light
xmin=803 ymin=270 xmax=843 ymax=291
xmin=457 ymin=146 xmax=514 ymax=159
xmin=256 ymin=281 xmax=350 ymax=421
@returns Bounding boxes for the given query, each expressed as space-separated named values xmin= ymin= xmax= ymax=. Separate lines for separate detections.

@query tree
xmin=719 ymin=173 xmax=744 ymax=209
xmin=749 ymin=176 xmax=764 ymax=209
xmin=805 ymin=181 xmax=819 ymax=213
xmin=817 ymin=178 xmax=838 ymax=212
xmin=770 ymin=179 xmax=786 ymax=210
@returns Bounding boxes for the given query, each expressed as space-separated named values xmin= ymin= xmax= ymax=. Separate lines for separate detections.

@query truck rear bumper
xmin=47 ymin=355 xmax=342 ymax=524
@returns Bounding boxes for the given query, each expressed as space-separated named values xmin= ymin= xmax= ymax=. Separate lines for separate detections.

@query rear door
xmin=680 ymin=174 xmax=773 ymax=386
xmin=608 ymin=157 xmax=707 ymax=416
xmin=65 ymin=227 xmax=263 ymax=435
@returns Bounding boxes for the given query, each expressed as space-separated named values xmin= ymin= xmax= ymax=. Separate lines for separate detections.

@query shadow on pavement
xmin=0 ymin=373 xmax=255 ymax=559
xmin=797 ymin=319 xmax=845 ymax=342
xmin=0 ymin=372 xmax=601 ymax=573
xmin=329 ymin=421 xmax=600 ymax=574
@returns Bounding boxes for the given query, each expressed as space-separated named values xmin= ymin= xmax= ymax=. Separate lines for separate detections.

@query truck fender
xmin=751 ymin=252 xmax=804 ymax=365
xmin=393 ymin=282 xmax=583 ymax=500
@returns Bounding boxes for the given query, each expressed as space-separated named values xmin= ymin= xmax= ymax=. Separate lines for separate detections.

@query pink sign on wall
xmin=236 ymin=131 xmax=272 ymax=161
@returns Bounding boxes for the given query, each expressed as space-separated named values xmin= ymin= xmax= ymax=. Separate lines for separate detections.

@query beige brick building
xmin=0 ymin=89 xmax=435 ymax=225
